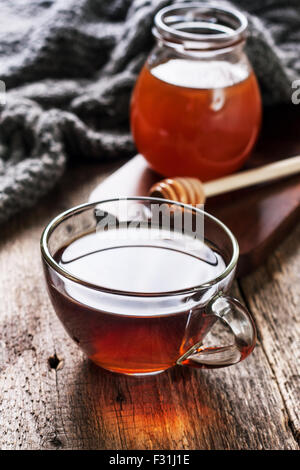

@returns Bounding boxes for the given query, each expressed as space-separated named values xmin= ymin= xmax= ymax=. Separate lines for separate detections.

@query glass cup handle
xmin=177 ymin=294 xmax=257 ymax=369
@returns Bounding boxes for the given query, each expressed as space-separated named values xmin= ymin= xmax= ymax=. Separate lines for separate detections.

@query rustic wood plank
xmin=239 ymin=223 xmax=300 ymax=445
xmin=0 ymin=162 xmax=298 ymax=450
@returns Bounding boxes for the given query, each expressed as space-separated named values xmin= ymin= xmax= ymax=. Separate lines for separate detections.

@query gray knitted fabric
xmin=0 ymin=0 xmax=299 ymax=224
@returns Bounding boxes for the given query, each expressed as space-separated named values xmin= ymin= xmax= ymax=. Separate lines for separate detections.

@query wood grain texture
xmin=239 ymin=223 xmax=300 ymax=443
xmin=0 ymin=162 xmax=299 ymax=450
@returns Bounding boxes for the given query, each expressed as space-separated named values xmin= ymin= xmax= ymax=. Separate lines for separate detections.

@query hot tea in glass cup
xmin=41 ymin=198 xmax=256 ymax=376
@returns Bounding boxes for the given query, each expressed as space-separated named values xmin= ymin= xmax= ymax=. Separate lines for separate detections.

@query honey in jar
xmin=130 ymin=4 xmax=262 ymax=181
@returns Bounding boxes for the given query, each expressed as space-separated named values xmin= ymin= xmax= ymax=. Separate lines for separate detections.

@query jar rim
xmin=153 ymin=2 xmax=248 ymax=51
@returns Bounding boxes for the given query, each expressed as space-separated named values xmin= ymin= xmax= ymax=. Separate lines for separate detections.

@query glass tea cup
xmin=41 ymin=197 xmax=256 ymax=376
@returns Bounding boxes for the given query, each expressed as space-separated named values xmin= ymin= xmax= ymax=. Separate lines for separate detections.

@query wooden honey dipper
xmin=149 ymin=156 xmax=300 ymax=205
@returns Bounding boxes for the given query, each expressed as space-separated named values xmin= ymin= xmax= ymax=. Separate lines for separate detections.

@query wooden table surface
xmin=0 ymin=160 xmax=299 ymax=450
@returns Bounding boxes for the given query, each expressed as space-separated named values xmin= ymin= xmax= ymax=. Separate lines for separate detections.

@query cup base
xmin=90 ymin=359 xmax=169 ymax=377
xmin=121 ymin=369 xmax=167 ymax=377
xmin=104 ymin=367 xmax=168 ymax=377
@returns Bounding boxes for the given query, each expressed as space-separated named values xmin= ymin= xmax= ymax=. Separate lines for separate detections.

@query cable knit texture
xmin=0 ymin=0 xmax=299 ymax=223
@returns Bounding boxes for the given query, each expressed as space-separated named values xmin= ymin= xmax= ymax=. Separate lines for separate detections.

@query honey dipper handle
xmin=203 ymin=155 xmax=300 ymax=198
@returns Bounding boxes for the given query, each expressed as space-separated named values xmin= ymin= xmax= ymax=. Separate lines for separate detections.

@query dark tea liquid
xmin=47 ymin=227 xmax=226 ymax=375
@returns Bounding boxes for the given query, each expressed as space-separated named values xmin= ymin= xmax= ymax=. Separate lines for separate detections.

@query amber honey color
xmin=131 ymin=60 xmax=262 ymax=180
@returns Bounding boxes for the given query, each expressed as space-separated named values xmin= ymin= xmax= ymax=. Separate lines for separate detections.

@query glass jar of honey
xmin=130 ymin=3 xmax=262 ymax=181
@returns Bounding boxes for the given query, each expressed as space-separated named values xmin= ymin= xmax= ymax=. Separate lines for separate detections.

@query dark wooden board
xmin=90 ymin=105 xmax=300 ymax=277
